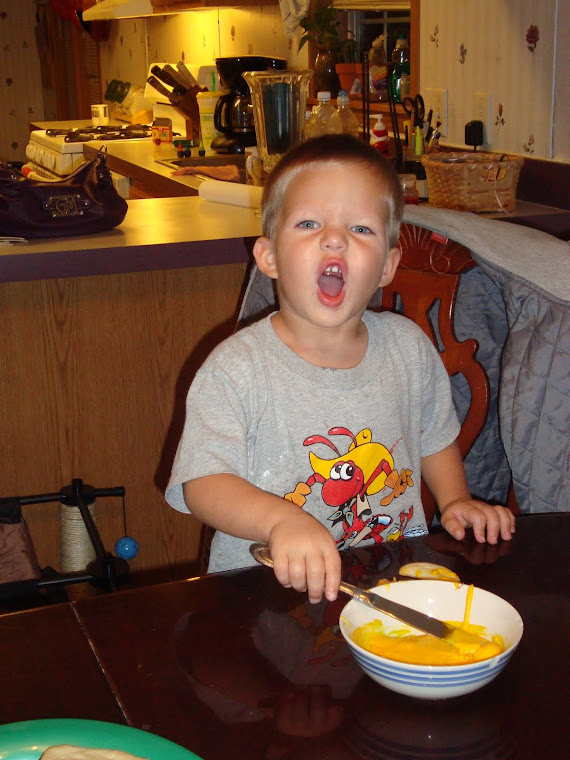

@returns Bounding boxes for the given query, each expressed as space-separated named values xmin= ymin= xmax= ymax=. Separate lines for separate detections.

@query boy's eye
xmin=351 ymin=225 xmax=373 ymax=234
xmin=297 ymin=220 xmax=318 ymax=229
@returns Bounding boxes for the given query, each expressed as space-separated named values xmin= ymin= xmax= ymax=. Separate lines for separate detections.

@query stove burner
xmin=45 ymin=125 xmax=153 ymax=142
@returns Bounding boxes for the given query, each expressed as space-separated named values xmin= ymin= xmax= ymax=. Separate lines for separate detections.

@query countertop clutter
xmin=86 ymin=134 xmax=570 ymax=232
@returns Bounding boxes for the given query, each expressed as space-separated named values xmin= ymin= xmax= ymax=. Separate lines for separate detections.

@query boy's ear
xmin=378 ymin=246 xmax=401 ymax=288
xmin=253 ymin=236 xmax=278 ymax=280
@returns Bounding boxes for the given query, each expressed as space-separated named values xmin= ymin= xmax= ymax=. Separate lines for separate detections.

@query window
xmin=345 ymin=10 xmax=411 ymax=61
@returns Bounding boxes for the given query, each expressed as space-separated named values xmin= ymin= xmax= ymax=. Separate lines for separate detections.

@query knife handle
xmin=147 ymin=75 xmax=179 ymax=105
xmin=163 ymin=64 xmax=192 ymax=93
xmin=150 ymin=66 xmax=186 ymax=96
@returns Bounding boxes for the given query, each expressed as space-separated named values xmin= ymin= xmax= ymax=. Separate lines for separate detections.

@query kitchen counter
xmin=83 ymin=140 xmax=206 ymax=198
xmin=30 ymin=120 xmax=208 ymax=198
xmin=28 ymin=121 xmax=570 ymax=229
xmin=0 ymin=196 xmax=260 ymax=283
xmin=85 ymin=141 xmax=569 ymax=233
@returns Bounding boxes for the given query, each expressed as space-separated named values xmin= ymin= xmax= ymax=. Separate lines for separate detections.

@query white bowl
xmin=340 ymin=580 xmax=523 ymax=700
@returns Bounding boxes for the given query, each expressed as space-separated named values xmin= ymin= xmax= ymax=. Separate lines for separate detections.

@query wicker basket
xmin=421 ymin=152 xmax=524 ymax=213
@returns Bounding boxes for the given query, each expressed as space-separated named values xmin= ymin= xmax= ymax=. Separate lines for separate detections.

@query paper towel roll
xmin=198 ymin=179 xmax=263 ymax=209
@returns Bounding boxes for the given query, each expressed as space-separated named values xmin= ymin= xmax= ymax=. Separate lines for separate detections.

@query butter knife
xmin=250 ymin=543 xmax=447 ymax=640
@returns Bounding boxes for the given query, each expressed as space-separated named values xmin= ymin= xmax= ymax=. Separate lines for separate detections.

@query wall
xmin=99 ymin=1 xmax=568 ymax=163
xmin=419 ymin=0 xmax=568 ymax=162
xmin=0 ymin=1 xmax=44 ymax=162
xmin=5 ymin=3 xmax=566 ymax=164
xmin=98 ymin=8 xmax=305 ymax=91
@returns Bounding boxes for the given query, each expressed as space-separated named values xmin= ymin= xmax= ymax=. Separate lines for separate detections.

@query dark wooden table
xmin=2 ymin=513 xmax=568 ymax=759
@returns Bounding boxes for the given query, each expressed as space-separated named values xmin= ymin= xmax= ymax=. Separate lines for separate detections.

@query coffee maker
xmin=212 ymin=56 xmax=287 ymax=154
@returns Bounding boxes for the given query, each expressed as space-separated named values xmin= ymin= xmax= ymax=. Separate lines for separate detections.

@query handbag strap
xmin=95 ymin=144 xmax=113 ymax=183
xmin=0 ymin=163 xmax=22 ymax=181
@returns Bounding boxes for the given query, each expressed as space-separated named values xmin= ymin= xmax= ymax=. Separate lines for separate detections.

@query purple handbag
xmin=0 ymin=146 xmax=127 ymax=239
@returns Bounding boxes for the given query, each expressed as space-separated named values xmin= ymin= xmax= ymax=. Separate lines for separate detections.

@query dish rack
xmin=421 ymin=152 xmax=524 ymax=212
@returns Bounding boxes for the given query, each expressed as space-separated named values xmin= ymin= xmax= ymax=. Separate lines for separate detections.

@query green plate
xmin=0 ymin=719 xmax=203 ymax=759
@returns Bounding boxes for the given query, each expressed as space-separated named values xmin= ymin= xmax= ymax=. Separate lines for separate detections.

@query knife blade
xmin=176 ymin=60 xmax=200 ymax=90
xmin=341 ymin=583 xmax=446 ymax=639
xmin=250 ymin=543 xmax=448 ymax=640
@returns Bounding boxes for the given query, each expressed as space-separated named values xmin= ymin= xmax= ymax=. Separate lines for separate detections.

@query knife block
xmin=172 ymin=85 xmax=207 ymax=142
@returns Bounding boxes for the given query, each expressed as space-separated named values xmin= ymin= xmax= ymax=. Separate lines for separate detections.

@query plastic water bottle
xmin=336 ymin=90 xmax=360 ymax=138
xmin=391 ymin=36 xmax=410 ymax=103
xmin=305 ymin=91 xmax=343 ymax=139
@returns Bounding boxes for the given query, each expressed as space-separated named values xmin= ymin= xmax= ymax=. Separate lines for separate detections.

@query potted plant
xmin=298 ymin=3 xmax=342 ymax=96
xmin=335 ymin=36 xmax=363 ymax=95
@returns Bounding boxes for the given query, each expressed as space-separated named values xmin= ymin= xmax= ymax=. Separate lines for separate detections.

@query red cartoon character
xmin=285 ymin=428 xmax=414 ymax=548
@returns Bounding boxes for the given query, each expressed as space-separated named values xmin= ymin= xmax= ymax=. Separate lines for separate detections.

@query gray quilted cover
xmin=403 ymin=206 xmax=569 ymax=513
xmin=239 ymin=206 xmax=569 ymax=514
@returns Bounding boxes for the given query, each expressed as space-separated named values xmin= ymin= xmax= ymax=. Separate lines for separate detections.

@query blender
xmin=243 ymin=70 xmax=313 ymax=173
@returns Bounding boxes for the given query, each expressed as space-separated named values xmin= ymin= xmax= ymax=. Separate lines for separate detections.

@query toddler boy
xmin=166 ymin=135 xmax=514 ymax=603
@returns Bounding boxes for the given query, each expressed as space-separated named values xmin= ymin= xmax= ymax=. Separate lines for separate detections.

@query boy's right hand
xmin=268 ymin=512 xmax=341 ymax=605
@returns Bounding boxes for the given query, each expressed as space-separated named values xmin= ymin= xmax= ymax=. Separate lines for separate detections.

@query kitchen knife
xmin=250 ymin=543 xmax=447 ymax=639
xmin=147 ymin=75 xmax=180 ymax=105
xmin=163 ymin=64 xmax=193 ymax=92
xmin=176 ymin=60 xmax=200 ymax=89
xmin=150 ymin=65 xmax=187 ymax=96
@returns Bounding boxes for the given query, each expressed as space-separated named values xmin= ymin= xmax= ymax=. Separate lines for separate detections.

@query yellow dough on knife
xmin=399 ymin=562 xmax=460 ymax=582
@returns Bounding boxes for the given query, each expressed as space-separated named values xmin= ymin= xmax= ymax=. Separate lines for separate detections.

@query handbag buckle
xmin=43 ymin=194 xmax=91 ymax=218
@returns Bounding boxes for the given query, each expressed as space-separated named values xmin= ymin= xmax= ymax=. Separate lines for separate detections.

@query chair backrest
xmin=378 ymin=223 xmax=490 ymax=523
xmin=199 ymin=223 xmax=492 ymax=571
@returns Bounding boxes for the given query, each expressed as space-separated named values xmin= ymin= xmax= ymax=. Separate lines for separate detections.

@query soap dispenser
xmin=370 ymin=114 xmax=390 ymax=156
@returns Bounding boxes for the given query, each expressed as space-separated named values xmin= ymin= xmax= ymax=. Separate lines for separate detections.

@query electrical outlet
xmin=424 ymin=88 xmax=448 ymax=137
xmin=473 ymin=91 xmax=492 ymax=142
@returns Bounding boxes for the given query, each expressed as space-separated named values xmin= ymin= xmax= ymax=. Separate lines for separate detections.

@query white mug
xmin=245 ymin=147 xmax=263 ymax=186
xmin=91 ymin=103 xmax=109 ymax=127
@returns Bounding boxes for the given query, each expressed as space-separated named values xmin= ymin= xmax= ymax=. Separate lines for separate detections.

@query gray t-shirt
xmin=166 ymin=310 xmax=460 ymax=573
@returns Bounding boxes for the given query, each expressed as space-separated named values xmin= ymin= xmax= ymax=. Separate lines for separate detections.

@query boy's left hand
xmin=440 ymin=498 xmax=515 ymax=544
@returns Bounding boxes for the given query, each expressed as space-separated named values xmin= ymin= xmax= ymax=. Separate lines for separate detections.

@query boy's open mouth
xmin=318 ymin=264 xmax=344 ymax=298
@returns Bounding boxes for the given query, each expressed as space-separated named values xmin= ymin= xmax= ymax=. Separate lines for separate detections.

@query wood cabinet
xmin=0 ymin=197 xmax=258 ymax=585
xmin=82 ymin=0 xmax=278 ymax=15
xmin=153 ymin=0 xmax=278 ymax=8
xmin=1 ymin=264 xmax=248 ymax=583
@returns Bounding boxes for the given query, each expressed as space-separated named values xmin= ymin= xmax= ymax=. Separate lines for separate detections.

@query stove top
xmin=45 ymin=124 xmax=153 ymax=142
xmin=27 ymin=126 xmax=153 ymax=176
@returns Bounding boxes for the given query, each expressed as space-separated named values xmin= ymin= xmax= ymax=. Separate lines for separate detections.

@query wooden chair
xmin=198 ymin=223 xmax=498 ymax=573
xmin=377 ymin=223 xmax=490 ymax=523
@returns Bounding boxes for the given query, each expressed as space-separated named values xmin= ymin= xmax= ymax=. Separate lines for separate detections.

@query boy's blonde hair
xmin=261 ymin=134 xmax=404 ymax=248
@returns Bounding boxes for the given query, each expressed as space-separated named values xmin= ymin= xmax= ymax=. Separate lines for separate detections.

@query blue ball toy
xmin=115 ymin=536 xmax=139 ymax=559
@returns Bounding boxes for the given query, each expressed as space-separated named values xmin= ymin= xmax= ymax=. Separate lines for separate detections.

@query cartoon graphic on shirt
xmin=284 ymin=427 xmax=425 ymax=548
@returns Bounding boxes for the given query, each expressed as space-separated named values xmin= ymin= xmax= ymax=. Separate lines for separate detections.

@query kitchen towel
xmin=279 ymin=0 xmax=309 ymax=36
xmin=198 ymin=179 xmax=263 ymax=209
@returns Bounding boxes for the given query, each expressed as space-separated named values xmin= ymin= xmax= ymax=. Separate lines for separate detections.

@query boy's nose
xmin=320 ymin=226 xmax=347 ymax=251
